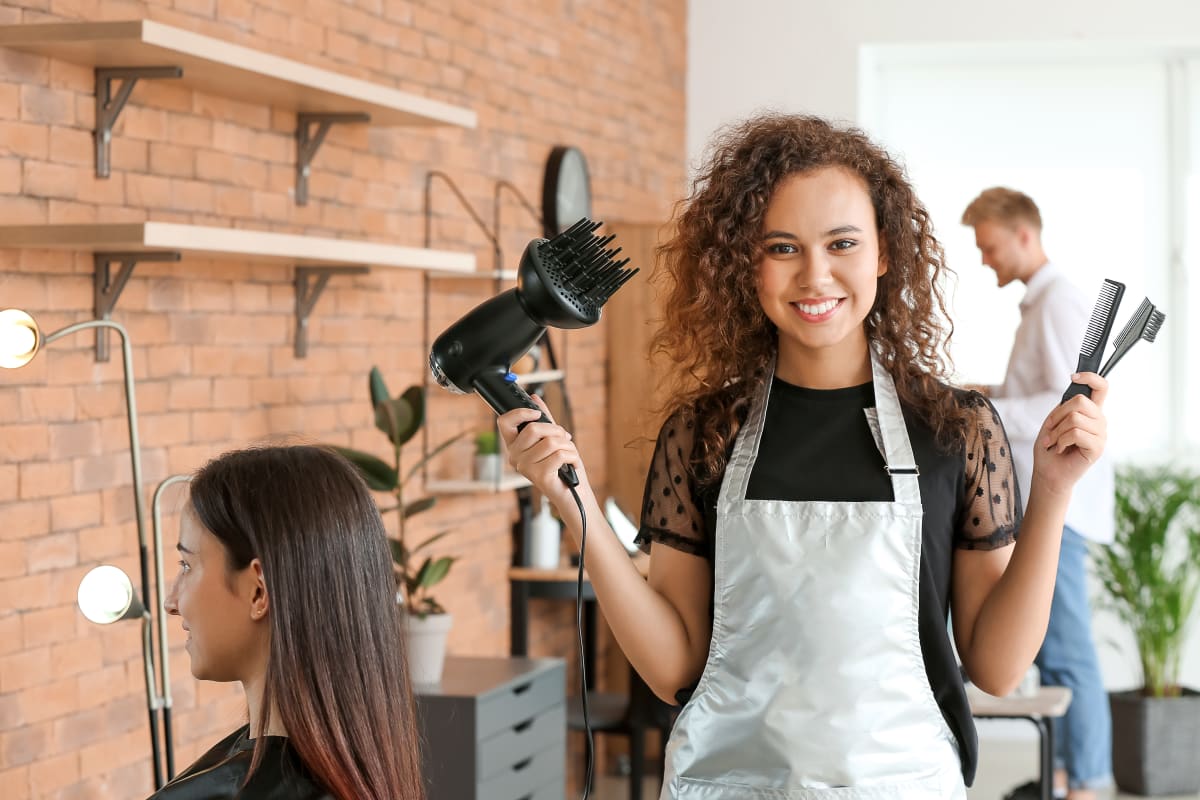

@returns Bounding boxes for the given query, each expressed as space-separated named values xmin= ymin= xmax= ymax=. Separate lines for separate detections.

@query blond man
xmin=962 ymin=187 xmax=1114 ymax=800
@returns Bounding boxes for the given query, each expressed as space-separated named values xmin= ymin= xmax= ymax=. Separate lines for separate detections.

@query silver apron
xmin=661 ymin=353 xmax=965 ymax=799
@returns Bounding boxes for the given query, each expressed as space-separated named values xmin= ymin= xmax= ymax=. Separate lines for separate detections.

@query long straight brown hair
xmin=189 ymin=445 xmax=425 ymax=800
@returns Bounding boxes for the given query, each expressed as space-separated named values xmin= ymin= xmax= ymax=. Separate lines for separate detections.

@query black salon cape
xmin=148 ymin=725 xmax=332 ymax=799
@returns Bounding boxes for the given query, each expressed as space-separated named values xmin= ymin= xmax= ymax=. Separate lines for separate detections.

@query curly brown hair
xmin=652 ymin=113 xmax=973 ymax=483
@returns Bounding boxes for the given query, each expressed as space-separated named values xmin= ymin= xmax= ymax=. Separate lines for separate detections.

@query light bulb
xmin=0 ymin=309 xmax=41 ymax=369
xmin=78 ymin=565 xmax=138 ymax=624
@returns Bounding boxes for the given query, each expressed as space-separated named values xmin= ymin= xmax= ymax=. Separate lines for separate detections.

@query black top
xmin=634 ymin=379 xmax=1022 ymax=786
xmin=148 ymin=725 xmax=332 ymax=800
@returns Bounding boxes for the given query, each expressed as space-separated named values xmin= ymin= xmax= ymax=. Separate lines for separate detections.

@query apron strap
xmin=869 ymin=348 xmax=921 ymax=505
xmin=720 ymin=356 xmax=772 ymax=505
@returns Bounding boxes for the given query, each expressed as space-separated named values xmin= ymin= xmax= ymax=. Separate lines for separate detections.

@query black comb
xmin=1098 ymin=300 xmax=1165 ymax=378
xmin=1062 ymin=278 xmax=1124 ymax=402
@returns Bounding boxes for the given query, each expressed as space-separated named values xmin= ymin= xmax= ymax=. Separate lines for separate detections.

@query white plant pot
xmin=475 ymin=453 xmax=502 ymax=483
xmin=405 ymin=612 xmax=453 ymax=686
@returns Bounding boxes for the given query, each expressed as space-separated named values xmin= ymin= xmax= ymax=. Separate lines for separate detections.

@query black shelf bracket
xmin=95 ymin=67 xmax=183 ymax=178
xmin=93 ymin=251 xmax=181 ymax=362
xmin=294 ymin=113 xmax=371 ymax=206
xmin=294 ymin=265 xmax=369 ymax=358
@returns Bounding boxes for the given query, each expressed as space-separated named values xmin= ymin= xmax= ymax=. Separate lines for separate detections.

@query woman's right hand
xmin=497 ymin=394 xmax=592 ymax=518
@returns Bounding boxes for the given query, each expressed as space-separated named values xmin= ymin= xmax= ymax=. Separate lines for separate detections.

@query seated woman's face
xmin=164 ymin=507 xmax=267 ymax=682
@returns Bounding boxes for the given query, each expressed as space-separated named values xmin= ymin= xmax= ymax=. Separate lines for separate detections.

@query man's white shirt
xmin=987 ymin=262 xmax=1115 ymax=544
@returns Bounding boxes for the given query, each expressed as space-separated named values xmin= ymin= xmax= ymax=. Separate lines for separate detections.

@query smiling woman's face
xmin=755 ymin=166 xmax=887 ymax=380
xmin=164 ymin=505 xmax=265 ymax=682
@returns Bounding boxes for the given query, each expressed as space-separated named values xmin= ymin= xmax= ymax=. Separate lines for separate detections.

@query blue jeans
xmin=1035 ymin=526 xmax=1112 ymax=790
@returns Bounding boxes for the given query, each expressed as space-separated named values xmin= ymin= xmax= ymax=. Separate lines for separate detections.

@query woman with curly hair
xmin=155 ymin=445 xmax=425 ymax=800
xmin=499 ymin=113 xmax=1109 ymax=798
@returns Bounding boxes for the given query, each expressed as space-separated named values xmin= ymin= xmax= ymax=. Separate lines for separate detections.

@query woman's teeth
xmin=795 ymin=299 xmax=840 ymax=315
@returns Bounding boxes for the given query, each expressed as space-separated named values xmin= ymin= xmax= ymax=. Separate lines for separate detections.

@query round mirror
xmin=541 ymin=145 xmax=592 ymax=239
xmin=78 ymin=565 xmax=143 ymax=624
xmin=0 ymin=309 xmax=42 ymax=369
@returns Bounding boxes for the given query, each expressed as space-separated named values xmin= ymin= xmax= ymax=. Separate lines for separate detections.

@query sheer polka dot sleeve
xmin=633 ymin=410 xmax=709 ymax=559
xmin=956 ymin=393 xmax=1023 ymax=551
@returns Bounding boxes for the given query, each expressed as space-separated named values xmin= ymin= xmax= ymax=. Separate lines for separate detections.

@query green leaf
xmin=388 ymin=538 xmax=405 ymax=566
xmin=394 ymin=539 xmax=412 ymax=569
xmin=406 ymin=556 xmax=431 ymax=595
xmin=403 ymin=497 xmax=436 ymax=519
xmin=393 ymin=385 xmax=425 ymax=446
xmin=375 ymin=396 xmax=413 ymax=446
xmin=418 ymin=556 xmax=455 ymax=589
xmin=331 ymin=447 xmax=398 ymax=491
xmin=368 ymin=366 xmax=390 ymax=411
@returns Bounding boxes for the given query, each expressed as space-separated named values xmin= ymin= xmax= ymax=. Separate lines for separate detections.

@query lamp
xmin=78 ymin=565 xmax=145 ymax=623
xmin=0 ymin=309 xmax=41 ymax=368
xmin=0 ymin=309 xmax=174 ymax=788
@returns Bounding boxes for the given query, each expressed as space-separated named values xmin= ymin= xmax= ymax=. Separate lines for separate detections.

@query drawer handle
xmin=513 ymin=718 xmax=534 ymax=733
xmin=512 ymin=757 xmax=533 ymax=772
xmin=511 ymin=681 xmax=533 ymax=696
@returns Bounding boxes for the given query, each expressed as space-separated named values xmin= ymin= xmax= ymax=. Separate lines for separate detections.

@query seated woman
xmin=154 ymin=445 xmax=425 ymax=800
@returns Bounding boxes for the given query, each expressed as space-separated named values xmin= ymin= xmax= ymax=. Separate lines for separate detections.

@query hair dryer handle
xmin=472 ymin=369 xmax=580 ymax=487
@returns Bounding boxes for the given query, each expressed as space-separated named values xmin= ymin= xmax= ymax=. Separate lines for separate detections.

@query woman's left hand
xmin=1032 ymin=371 xmax=1108 ymax=495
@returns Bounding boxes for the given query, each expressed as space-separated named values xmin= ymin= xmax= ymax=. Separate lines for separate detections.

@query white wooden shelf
xmin=0 ymin=20 xmax=477 ymax=128
xmin=514 ymin=370 xmax=564 ymax=384
xmin=0 ymin=223 xmax=475 ymax=272
xmin=0 ymin=222 xmax=474 ymax=359
xmin=427 ymin=269 xmax=518 ymax=280
xmin=426 ymin=475 xmax=532 ymax=494
xmin=0 ymin=20 xmax=476 ymax=198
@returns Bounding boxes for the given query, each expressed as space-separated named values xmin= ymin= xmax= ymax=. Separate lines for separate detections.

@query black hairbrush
xmin=1062 ymin=278 xmax=1124 ymax=402
xmin=430 ymin=218 xmax=638 ymax=487
xmin=1098 ymin=298 xmax=1165 ymax=378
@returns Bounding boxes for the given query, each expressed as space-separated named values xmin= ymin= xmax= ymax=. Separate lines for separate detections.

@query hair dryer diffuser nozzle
xmin=518 ymin=218 xmax=639 ymax=329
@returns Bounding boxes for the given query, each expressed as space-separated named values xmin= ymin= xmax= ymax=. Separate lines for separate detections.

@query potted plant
xmin=330 ymin=366 xmax=464 ymax=685
xmin=474 ymin=428 xmax=502 ymax=483
xmin=1093 ymin=464 xmax=1200 ymax=795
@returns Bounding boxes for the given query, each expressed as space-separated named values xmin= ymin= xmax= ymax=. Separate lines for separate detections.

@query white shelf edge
xmin=425 ymin=476 xmax=532 ymax=494
xmin=515 ymin=370 xmax=564 ymax=384
xmin=0 ymin=223 xmax=476 ymax=273
xmin=426 ymin=269 xmax=518 ymax=280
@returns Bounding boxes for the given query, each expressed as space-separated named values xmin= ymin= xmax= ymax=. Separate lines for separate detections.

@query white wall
xmin=688 ymin=0 xmax=1200 ymax=162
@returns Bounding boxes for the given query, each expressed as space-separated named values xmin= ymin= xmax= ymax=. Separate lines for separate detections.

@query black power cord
xmin=567 ymin=484 xmax=593 ymax=800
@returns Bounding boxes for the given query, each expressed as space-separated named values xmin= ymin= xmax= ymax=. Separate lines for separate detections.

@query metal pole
xmin=141 ymin=613 xmax=163 ymax=789
xmin=44 ymin=319 xmax=162 ymax=787
xmin=152 ymin=473 xmax=191 ymax=780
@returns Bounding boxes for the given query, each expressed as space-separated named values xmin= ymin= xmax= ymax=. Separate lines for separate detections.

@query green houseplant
xmin=332 ymin=367 xmax=464 ymax=617
xmin=330 ymin=367 xmax=465 ymax=685
xmin=1093 ymin=464 xmax=1200 ymax=795
xmin=473 ymin=428 xmax=502 ymax=483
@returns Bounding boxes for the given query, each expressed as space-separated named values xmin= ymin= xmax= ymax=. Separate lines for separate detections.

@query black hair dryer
xmin=429 ymin=219 xmax=637 ymax=487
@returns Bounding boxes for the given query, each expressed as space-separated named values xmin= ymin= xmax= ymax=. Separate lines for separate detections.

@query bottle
xmin=529 ymin=496 xmax=561 ymax=569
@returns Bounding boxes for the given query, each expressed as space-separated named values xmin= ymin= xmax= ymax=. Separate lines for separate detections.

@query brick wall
xmin=0 ymin=0 xmax=686 ymax=796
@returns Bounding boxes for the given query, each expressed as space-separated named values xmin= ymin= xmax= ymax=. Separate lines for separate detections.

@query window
xmin=861 ymin=47 xmax=1190 ymax=462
